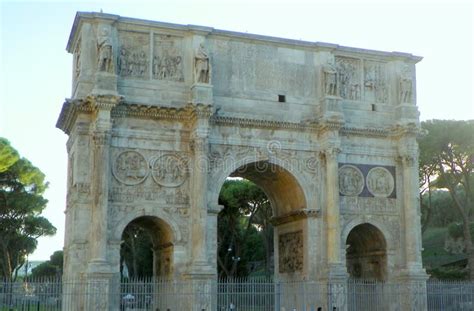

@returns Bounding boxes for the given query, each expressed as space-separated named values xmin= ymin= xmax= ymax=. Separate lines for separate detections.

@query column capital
xmin=86 ymin=94 xmax=122 ymax=111
xmin=91 ymin=130 xmax=111 ymax=147
xmin=320 ymin=147 xmax=341 ymax=161
xmin=397 ymin=154 xmax=417 ymax=167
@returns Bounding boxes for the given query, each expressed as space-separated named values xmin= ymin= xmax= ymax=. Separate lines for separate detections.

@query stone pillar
xmin=88 ymin=95 xmax=118 ymax=267
xmin=85 ymin=95 xmax=120 ymax=311
xmin=397 ymin=135 xmax=428 ymax=311
xmin=188 ymin=133 xmax=214 ymax=277
xmin=324 ymin=147 xmax=342 ymax=265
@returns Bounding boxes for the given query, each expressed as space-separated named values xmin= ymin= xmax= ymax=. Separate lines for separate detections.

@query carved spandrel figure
xmin=323 ymin=62 xmax=338 ymax=96
xmin=400 ymin=66 xmax=413 ymax=103
xmin=194 ymin=43 xmax=210 ymax=84
xmin=97 ymin=28 xmax=113 ymax=73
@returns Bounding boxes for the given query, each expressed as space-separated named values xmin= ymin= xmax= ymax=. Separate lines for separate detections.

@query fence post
xmin=275 ymin=282 xmax=281 ymax=311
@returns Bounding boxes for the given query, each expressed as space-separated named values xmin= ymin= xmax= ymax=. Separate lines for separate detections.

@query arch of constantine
xmin=57 ymin=12 xmax=427 ymax=309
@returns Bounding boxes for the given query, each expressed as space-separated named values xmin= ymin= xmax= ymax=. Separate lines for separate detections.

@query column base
xmin=396 ymin=266 xmax=429 ymax=311
xmin=184 ymin=260 xmax=216 ymax=280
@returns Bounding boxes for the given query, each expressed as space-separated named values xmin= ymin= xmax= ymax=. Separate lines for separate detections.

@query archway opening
xmin=217 ymin=161 xmax=307 ymax=279
xmin=346 ymin=223 xmax=387 ymax=280
xmin=120 ymin=216 xmax=173 ymax=279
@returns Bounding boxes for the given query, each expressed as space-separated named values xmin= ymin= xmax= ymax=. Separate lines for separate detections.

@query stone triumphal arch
xmin=57 ymin=12 xmax=427 ymax=309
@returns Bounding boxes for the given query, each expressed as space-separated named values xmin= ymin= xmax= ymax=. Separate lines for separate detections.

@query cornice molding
xmin=58 ymin=98 xmax=420 ymax=140
xmin=271 ymin=209 xmax=320 ymax=226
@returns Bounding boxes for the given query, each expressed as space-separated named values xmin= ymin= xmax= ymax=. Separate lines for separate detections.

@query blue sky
xmin=1 ymin=0 xmax=472 ymax=260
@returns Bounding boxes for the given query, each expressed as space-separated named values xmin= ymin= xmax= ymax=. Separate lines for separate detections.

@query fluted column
xmin=87 ymin=95 xmax=120 ymax=269
xmin=191 ymin=135 xmax=209 ymax=264
xmin=399 ymin=154 xmax=423 ymax=269
xmin=322 ymin=147 xmax=342 ymax=265
xmin=397 ymin=135 xmax=427 ymax=311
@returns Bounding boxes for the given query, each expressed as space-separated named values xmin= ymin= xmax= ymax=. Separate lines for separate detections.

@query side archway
xmin=113 ymin=211 xmax=180 ymax=279
xmin=344 ymin=223 xmax=387 ymax=280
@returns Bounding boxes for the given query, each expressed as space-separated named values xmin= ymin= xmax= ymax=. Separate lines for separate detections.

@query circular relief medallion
xmin=338 ymin=165 xmax=364 ymax=196
xmin=151 ymin=154 xmax=188 ymax=187
xmin=366 ymin=167 xmax=394 ymax=198
xmin=113 ymin=150 xmax=149 ymax=185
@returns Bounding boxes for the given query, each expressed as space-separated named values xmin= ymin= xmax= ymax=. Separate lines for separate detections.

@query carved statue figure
xmin=97 ymin=28 xmax=113 ymax=73
xmin=323 ymin=63 xmax=338 ymax=96
xmin=400 ymin=66 xmax=412 ymax=103
xmin=194 ymin=44 xmax=210 ymax=83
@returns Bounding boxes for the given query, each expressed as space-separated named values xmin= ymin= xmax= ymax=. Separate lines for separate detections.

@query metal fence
xmin=0 ymin=277 xmax=473 ymax=310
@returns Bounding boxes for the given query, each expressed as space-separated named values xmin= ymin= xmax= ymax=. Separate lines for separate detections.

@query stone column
xmin=188 ymin=133 xmax=214 ymax=276
xmin=322 ymin=145 xmax=348 ymax=310
xmin=86 ymin=95 xmax=120 ymax=311
xmin=88 ymin=95 xmax=118 ymax=268
xmin=400 ymin=154 xmax=423 ymax=268
xmin=397 ymin=136 xmax=427 ymax=311
xmin=324 ymin=147 xmax=342 ymax=265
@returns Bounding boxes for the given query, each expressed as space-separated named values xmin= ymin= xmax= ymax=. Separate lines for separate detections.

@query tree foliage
xmin=31 ymin=250 xmax=63 ymax=279
xmin=0 ymin=138 xmax=56 ymax=280
xmin=419 ymin=120 xmax=474 ymax=279
xmin=120 ymin=224 xmax=153 ymax=278
xmin=217 ymin=179 xmax=273 ymax=278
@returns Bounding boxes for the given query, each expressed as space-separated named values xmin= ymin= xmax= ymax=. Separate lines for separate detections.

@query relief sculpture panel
xmin=279 ymin=231 xmax=303 ymax=273
xmin=366 ymin=167 xmax=395 ymax=198
xmin=338 ymin=165 xmax=364 ymax=196
xmin=110 ymin=149 xmax=190 ymax=205
xmin=336 ymin=56 xmax=361 ymax=100
xmin=153 ymin=34 xmax=184 ymax=82
xmin=151 ymin=154 xmax=188 ymax=187
xmin=363 ymin=60 xmax=388 ymax=103
xmin=112 ymin=150 xmax=149 ymax=185
xmin=118 ymin=32 xmax=150 ymax=78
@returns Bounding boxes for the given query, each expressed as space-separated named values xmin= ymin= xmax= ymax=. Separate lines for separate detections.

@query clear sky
xmin=1 ymin=0 xmax=473 ymax=260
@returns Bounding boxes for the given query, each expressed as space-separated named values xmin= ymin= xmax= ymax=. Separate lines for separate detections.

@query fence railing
xmin=0 ymin=277 xmax=473 ymax=310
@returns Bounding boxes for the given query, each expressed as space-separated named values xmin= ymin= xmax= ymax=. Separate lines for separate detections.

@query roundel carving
xmin=338 ymin=165 xmax=364 ymax=196
xmin=113 ymin=150 xmax=149 ymax=185
xmin=151 ymin=154 xmax=188 ymax=187
xmin=367 ymin=167 xmax=394 ymax=198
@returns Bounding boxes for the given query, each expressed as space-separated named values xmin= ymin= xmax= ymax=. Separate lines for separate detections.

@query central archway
xmin=216 ymin=160 xmax=308 ymax=279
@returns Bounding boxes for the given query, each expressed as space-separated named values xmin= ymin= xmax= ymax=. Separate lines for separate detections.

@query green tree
xmin=217 ymin=179 xmax=273 ymax=278
xmin=120 ymin=224 xmax=153 ymax=278
xmin=30 ymin=250 xmax=63 ymax=279
xmin=0 ymin=138 xmax=57 ymax=280
xmin=419 ymin=120 xmax=474 ymax=279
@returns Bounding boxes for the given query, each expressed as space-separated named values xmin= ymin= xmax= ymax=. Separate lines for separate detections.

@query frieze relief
xmin=340 ymin=196 xmax=397 ymax=213
xmin=341 ymin=214 xmax=400 ymax=249
xmin=336 ymin=56 xmax=361 ymax=101
xmin=366 ymin=167 xmax=394 ymax=198
xmin=363 ymin=61 xmax=388 ymax=103
xmin=74 ymin=38 xmax=81 ymax=79
xmin=153 ymin=35 xmax=184 ymax=82
xmin=112 ymin=150 xmax=149 ymax=186
xmin=279 ymin=231 xmax=303 ymax=273
xmin=118 ymin=32 xmax=149 ymax=78
xmin=338 ymin=163 xmax=396 ymax=198
xmin=107 ymin=203 xmax=189 ymax=243
xmin=152 ymin=154 xmax=188 ymax=187
xmin=209 ymin=144 xmax=320 ymax=176
xmin=338 ymin=165 xmax=364 ymax=196
xmin=208 ymin=143 xmax=321 ymax=190
xmin=110 ymin=148 xmax=190 ymax=205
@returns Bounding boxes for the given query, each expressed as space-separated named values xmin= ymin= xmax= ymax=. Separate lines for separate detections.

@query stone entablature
xmin=58 ymin=12 xmax=427 ymax=310
xmin=67 ymin=12 xmax=421 ymax=126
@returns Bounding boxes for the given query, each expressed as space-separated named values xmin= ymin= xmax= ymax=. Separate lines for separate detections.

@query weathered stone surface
xmin=58 ymin=13 xmax=427 ymax=303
